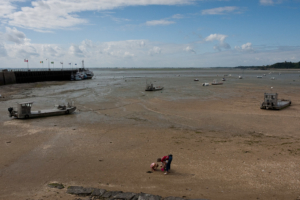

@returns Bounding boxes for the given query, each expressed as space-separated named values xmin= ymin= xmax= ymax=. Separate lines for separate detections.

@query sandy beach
xmin=0 ymin=69 xmax=300 ymax=200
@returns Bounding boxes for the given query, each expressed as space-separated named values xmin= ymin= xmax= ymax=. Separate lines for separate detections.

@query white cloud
xmin=0 ymin=0 xmax=17 ymax=18
xmin=5 ymin=27 xmax=27 ymax=44
xmin=260 ymin=0 xmax=274 ymax=5
xmin=259 ymin=0 xmax=284 ymax=5
xmin=172 ymin=14 xmax=184 ymax=19
xmin=0 ymin=42 xmax=7 ymax=57
xmin=69 ymin=45 xmax=84 ymax=57
xmin=235 ymin=42 xmax=254 ymax=52
xmin=184 ymin=46 xmax=196 ymax=54
xmin=205 ymin=34 xmax=231 ymax=51
xmin=0 ymin=28 xmax=299 ymax=68
xmin=2 ymin=0 xmax=195 ymax=31
xmin=202 ymin=6 xmax=241 ymax=15
xmin=146 ymin=20 xmax=175 ymax=26
xmin=148 ymin=46 xmax=161 ymax=56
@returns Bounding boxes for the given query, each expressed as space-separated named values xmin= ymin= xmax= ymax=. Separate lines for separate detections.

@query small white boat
xmin=8 ymin=102 xmax=76 ymax=119
xmin=211 ymin=80 xmax=223 ymax=85
xmin=194 ymin=79 xmax=199 ymax=81
xmin=202 ymin=83 xmax=209 ymax=86
xmin=239 ymin=76 xmax=243 ymax=79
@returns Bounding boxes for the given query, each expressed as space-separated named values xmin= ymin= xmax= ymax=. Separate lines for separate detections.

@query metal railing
xmin=2 ymin=68 xmax=78 ymax=72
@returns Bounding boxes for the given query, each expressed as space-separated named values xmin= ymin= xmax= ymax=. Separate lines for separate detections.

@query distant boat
xmin=145 ymin=82 xmax=163 ymax=91
xmin=194 ymin=79 xmax=199 ymax=81
xmin=257 ymin=76 xmax=263 ymax=78
xmin=71 ymin=72 xmax=83 ymax=81
xmin=78 ymin=60 xmax=94 ymax=79
xmin=222 ymin=77 xmax=226 ymax=81
xmin=271 ymin=77 xmax=275 ymax=80
xmin=211 ymin=80 xmax=223 ymax=85
xmin=239 ymin=76 xmax=243 ymax=79
xmin=202 ymin=83 xmax=209 ymax=86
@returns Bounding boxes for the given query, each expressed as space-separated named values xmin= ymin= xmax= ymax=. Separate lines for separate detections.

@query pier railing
xmin=5 ymin=68 xmax=78 ymax=72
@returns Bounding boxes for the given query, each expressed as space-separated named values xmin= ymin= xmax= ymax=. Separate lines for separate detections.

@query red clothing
xmin=161 ymin=156 xmax=169 ymax=162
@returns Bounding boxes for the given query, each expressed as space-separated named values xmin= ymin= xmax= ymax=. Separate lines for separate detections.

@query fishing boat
xmin=77 ymin=60 xmax=94 ymax=80
xmin=238 ymin=76 xmax=243 ymax=79
xmin=260 ymin=93 xmax=291 ymax=110
xmin=145 ymin=83 xmax=164 ymax=91
xmin=8 ymin=102 xmax=76 ymax=119
xmin=71 ymin=72 xmax=83 ymax=81
xmin=202 ymin=83 xmax=209 ymax=86
xmin=222 ymin=77 xmax=226 ymax=81
xmin=211 ymin=80 xmax=223 ymax=85
xmin=194 ymin=79 xmax=199 ymax=81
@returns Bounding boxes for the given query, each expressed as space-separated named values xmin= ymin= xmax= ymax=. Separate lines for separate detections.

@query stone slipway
xmin=65 ymin=186 xmax=210 ymax=200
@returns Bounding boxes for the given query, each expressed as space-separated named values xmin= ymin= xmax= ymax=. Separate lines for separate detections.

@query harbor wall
xmin=14 ymin=70 xmax=77 ymax=83
xmin=0 ymin=72 xmax=4 ymax=86
xmin=0 ymin=69 xmax=78 ymax=85
xmin=3 ymin=71 xmax=17 ymax=85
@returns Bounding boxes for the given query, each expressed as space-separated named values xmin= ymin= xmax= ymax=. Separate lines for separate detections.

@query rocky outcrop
xmin=66 ymin=186 xmax=209 ymax=200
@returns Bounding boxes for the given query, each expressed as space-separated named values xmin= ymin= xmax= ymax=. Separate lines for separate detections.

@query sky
xmin=0 ymin=0 xmax=300 ymax=68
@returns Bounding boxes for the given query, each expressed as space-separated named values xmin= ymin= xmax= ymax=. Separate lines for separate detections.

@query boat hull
xmin=211 ymin=83 xmax=223 ymax=85
xmin=14 ymin=107 xmax=76 ymax=119
xmin=145 ymin=87 xmax=163 ymax=91
xmin=260 ymin=101 xmax=291 ymax=110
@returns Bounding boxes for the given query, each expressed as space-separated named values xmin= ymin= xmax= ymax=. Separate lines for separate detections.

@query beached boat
xmin=211 ymin=80 xmax=223 ymax=85
xmin=194 ymin=79 xmax=199 ymax=81
xmin=260 ymin=93 xmax=291 ymax=110
xmin=8 ymin=102 xmax=76 ymax=119
xmin=238 ymin=76 xmax=243 ymax=79
xmin=145 ymin=83 xmax=164 ymax=91
xmin=202 ymin=83 xmax=209 ymax=86
xmin=257 ymin=76 xmax=263 ymax=78
xmin=222 ymin=78 xmax=226 ymax=81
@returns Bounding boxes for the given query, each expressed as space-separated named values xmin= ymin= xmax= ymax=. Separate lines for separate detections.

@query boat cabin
xmin=264 ymin=93 xmax=278 ymax=105
xmin=17 ymin=102 xmax=33 ymax=117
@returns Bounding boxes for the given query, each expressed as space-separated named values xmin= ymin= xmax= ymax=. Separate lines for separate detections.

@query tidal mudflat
xmin=0 ymin=69 xmax=300 ymax=200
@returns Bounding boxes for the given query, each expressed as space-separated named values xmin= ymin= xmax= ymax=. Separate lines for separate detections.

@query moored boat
xmin=8 ymin=102 xmax=76 ymax=119
xmin=260 ymin=93 xmax=291 ymax=110
xmin=145 ymin=83 xmax=164 ymax=91
xmin=211 ymin=80 xmax=223 ymax=85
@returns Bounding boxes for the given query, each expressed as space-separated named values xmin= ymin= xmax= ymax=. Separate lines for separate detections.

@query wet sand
xmin=0 ymin=69 xmax=300 ymax=200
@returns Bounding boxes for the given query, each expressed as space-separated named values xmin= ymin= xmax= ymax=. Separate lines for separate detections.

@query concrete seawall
xmin=0 ymin=72 xmax=4 ymax=86
xmin=1 ymin=69 xmax=78 ymax=85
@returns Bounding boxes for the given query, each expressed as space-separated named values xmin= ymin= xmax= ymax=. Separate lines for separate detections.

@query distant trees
xmin=235 ymin=61 xmax=300 ymax=69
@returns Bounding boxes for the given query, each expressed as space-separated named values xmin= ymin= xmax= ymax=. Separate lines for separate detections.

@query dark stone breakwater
xmin=63 ymin=186 xmax=209 ymax=200
xmin=0 ymin=69 xmax=78 ymax=85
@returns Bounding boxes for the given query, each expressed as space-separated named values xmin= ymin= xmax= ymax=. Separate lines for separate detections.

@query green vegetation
xmin=236 ymin=61 xmax=300 ymax=69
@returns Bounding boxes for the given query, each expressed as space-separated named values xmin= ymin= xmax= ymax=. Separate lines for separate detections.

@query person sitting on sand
xmin=150 ymin=162 xmax=159 ymax=171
